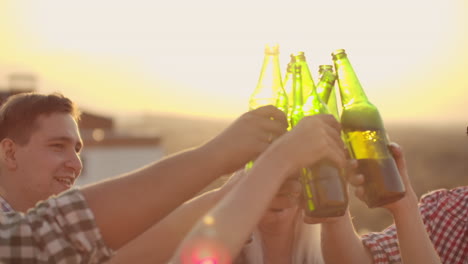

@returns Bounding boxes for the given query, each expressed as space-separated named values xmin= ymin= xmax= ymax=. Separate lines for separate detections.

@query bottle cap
xmin=264 ymin=44 xmax=279 ymax=55
xmin=295 ymin=51 xmax=306 ymax=61
xmin=331 ymin=49 xmax=347 ymax=60
xmin=318 ymin=65 xmax=334 ymax=74
xmin=319 ymin=70 xmax=336 ymax=85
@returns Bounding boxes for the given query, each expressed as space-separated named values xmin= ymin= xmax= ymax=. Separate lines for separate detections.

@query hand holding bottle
xmin=343 ymin=143 xmax=442 ymax=264
xmin=201 ymin=105 xmax=288 ymax=175
xmin=333 ymin=49 xmax=406 ymax=207
xmin=263 ymin=114 xmax=346 ymax=180
xmin=302 ymin=143 xmax=416 ymax=224
xmin=346 ymin=142 xmax=418 ymax=214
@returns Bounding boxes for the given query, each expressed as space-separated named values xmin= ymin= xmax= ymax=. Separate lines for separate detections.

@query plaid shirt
xmin=0 ymin=189 xmax=114 ymax=263
xmin=361 ymin=186 xmax=468 ymax=264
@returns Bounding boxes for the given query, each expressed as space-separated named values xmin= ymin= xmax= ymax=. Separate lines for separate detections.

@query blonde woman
xmin=233 ymin=176 xmax=323 ymax=264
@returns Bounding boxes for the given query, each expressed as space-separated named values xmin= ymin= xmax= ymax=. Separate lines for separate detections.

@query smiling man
xmin=0 ymin=92 xmax=83 ymax=212
xmin=0 ymin=92 xmax=301 ymax=262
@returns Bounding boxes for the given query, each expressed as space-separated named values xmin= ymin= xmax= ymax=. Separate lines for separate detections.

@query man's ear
xmin=0 ymin=138 xmax=17 ymax=170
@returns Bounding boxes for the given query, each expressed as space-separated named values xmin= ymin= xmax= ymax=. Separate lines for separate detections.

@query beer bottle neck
xmin=294 ymin=56 xmax=316 ymax=100
xmin=250 ymin=51 xmax=283 ymax=110
xmin=293 ymin=65 xmax=304 ymax=107
xmin=259 ymin=53 xmax=282 ymax=84
xmin=333 ymin=55 xmax=369 ymax=108
xmin=283 ymin=62 xmax=295 ymax=109
xmin=302 ymin=73 xmax=330 ymax=116
xmin=316 ymin=70 xmax=336 ymax=104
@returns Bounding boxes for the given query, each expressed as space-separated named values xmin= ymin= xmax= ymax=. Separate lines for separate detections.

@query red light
xmin=180 ymin=238 xmax=231 ymax=264
xmin=198 ymin=257 xmax=217 ymax=264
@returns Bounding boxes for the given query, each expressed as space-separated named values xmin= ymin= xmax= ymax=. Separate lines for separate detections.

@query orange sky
xmin=0 ymin=0 xmax=467 ymax=125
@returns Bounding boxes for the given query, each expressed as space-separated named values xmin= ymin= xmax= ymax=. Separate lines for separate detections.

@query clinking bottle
xmin=289 ymin=62 xmax=305 ymax=128
xmin=282 ymin=54 xmax=297 ymax=129
xmin=295 ymin=52 xmax=317 ymax=104
xmin=249 ymin=44 xmax=287 ymax=113
xmin=299 ymin=60 xmax=348 ymax=217
xmin=246 ymin=44 xmax=287 ymax=169
xmin=316 ymin=65 xmax=340 ymax=120
xmin=332 ymin=49 xmax=405 ymax=208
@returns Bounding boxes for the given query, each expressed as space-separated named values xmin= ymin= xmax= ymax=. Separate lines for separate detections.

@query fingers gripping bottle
xmin=298 ymin=59 xmax=348 ymax=217
xmin=246 ymin=44 xmax=288 ymax=169
xmin=332 ymin=49 xmax=405 ymax=207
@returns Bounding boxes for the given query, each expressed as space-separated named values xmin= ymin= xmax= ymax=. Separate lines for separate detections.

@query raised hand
xmin=265 ymin=114 xmax=346 ymax=179
xmin=346 ymin=142 xmax=417 ymax=213
xmin=202 ymin=105 xmax=288 ymax=175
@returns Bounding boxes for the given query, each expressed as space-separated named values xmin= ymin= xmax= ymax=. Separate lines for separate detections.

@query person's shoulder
xmin=420 ymin=186 xmax=468 ymax=203
xmin=419 ymin=186 xmax=468 ymax=220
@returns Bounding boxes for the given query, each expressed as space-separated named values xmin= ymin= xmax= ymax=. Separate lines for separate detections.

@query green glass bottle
xmin=294 ymin=52 xmax=316 ymax=102
xmin=282 ymin=54 xmax=297 ymax=129
xmin=332 ymin=49 xmax=405 ymax=208
xmin=315 ymin=65 xmax=336 ymax=105
xmin=316 ymin=65 xmax=340 ymax=120
xmin=289 ymin=64 xmax=305 ymax=128
xmin=249 ymin=44 xmax=286 ymax=112
xmin=300 ymin=64 xmax=348 ymax=218
xmin=246 ymin=44 xmax=287 ymax=169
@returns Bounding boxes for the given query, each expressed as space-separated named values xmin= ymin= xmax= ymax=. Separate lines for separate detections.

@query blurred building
xmin=0 ymin=74 xmax=37 ymax=104
xmin=0 ymin=73 xmax=164 ymax=186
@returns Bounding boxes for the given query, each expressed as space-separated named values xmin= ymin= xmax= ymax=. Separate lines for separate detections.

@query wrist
xmin=195 ymin=143 xmax=231 ymax=176
xmin=386 ymin=187 xmax=419 ymax=217
xmin=321 ymin=209 xmax=352 ymax=229
xmin=258 ymin=143 xmax=297 ymax=181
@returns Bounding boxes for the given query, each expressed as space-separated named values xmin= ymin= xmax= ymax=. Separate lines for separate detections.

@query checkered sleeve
xmin=361 ymin=224 xmax=401 ymax=264
xmin=0 ymin=189 xmax=114 ymax=263
xmin=418 ymin=187 xmax=468 ymax=264
xmin=361 ymin=186 xmax=468 ymax=264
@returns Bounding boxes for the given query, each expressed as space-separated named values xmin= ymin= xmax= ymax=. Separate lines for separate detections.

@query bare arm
xmin=315 ymin=158 xmax=374 ymax=264
xmin=379 ymin=143 xmax=441 ymax=264
xmin=108 ymin=189 xmax=221 ymax=264
xmin=171 ymin=114 xmax=347 ymax=264
xmin=81 ymin=105 xmax=288 ymax=249
xmin=320 ymin=211 xmax=373 ymax=264
xmin=108 ymin=171 xmax=245 ymax=264
xmin=320 ymin=143 xmax=441 ymax=264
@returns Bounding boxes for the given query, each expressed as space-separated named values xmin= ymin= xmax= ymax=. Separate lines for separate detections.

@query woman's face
xmin=260 ymin=176 xmax=302 ymax=226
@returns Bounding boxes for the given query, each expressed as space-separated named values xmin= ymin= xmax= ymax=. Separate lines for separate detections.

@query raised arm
xmin=317 ymin=157 xmax=374 ymax=264
xmin=171 ymin=114 xmax=347 ymax=264
xmin=319 ymin=143 xmax=441 ymax=264
xmin=82 ymin=105 xmax=288 ymax=250
xmin=109 ymin=170 xmax=245 ymax=264
xmin=318 ymin=210 xmax=373 ymax=264
xmin=363 ymin=143 xmax=441 ymax=264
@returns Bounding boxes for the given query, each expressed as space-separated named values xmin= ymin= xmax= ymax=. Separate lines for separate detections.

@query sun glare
xmin=0 ymin=0 xmax=466 ymax=123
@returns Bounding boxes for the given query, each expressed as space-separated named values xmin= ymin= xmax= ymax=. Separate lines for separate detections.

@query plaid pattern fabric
xmin=0 ymin=189 xmax=114 ymax=263
xmin=362 ymin=186 xmax=468 ymax=264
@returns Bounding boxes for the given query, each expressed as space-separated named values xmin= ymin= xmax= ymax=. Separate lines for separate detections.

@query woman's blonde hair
xmin=238 ymin=211 xmax=324 ymax=264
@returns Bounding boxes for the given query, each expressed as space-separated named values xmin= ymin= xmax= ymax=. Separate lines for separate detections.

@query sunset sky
xmin=0 ymin=0 xmax=467 ymax=125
